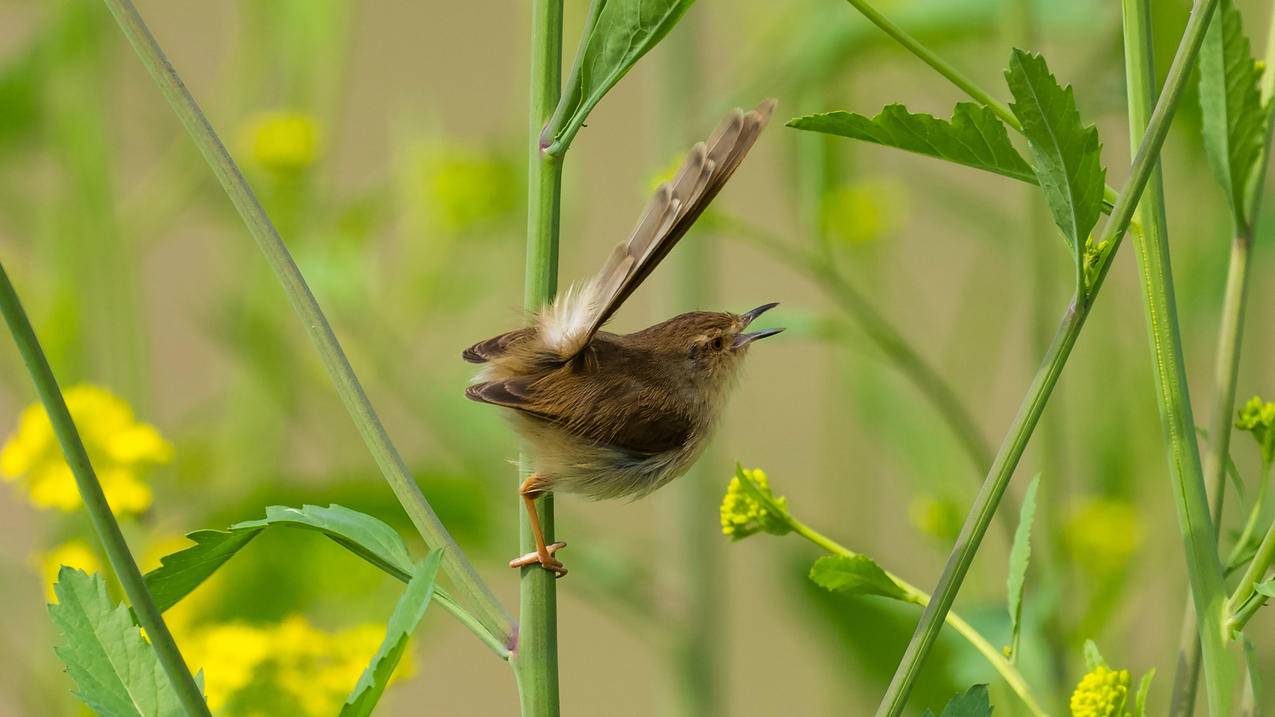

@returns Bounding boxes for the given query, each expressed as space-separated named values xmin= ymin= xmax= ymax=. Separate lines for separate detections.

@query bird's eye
xmin=709 ymin=336 xmax=725 ymax=351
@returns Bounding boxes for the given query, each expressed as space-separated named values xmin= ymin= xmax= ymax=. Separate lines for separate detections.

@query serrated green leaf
xmin=48 ymin=569 xmax=189 ymax=717
xmin=1005 ymin=49 xmax=1105 ymax=272
xmin=340 ymin=549 xmax=443 ymax=717
xmin=1134 ymin=668 xmax=1156 ymax=717
xmin=922 ymin=684 xmax=993 ymax=717
xmin=808 ymin=554 xmax=908 ymax=601
xmin=1254 ymin=578 xmax=1275 ymax=597
xmin=1005 ymin=474 xmax=1039 ymax=661
xmin=1083 ymin=639 xmax=1106 ymax=670
xmin=787 ymin=103 xmax=1035 ymax=183
xmin=542 ymin=0 xmax=696 ymax=154
xmin=145 ymin=504 xmax=414 ymax=612
xmin=1199 ymin=0 xmax=1266 ymax=224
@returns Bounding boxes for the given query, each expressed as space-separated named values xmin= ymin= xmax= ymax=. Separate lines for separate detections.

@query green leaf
xmin=1005 ymin=473 xmax=1039 ymax=661
xmin=341 ymin=549 xmax=444 ymax=717
xmin=48 ymin=569 xmax=189 ymax=717
xmin=542 ymin=0 xmax=696 ymax=154
xmin=921 ymin=684 xmax=993 ymax=717
xmin=1254 ymin=578 xmax=1275 ymax=597
xmin=1199 ymin=0 xmax=1266 ymax=224
xmin=1005 ymin=49 xmax=1105 ymax=277
xmin=787 ymin=103 xmax=1035 ymax=184
xmin=1134 ymin=668 xmax=1156 ymax=717
xmin=145 ymin=504 xmax=414 ymax=612
xmin=1083 ymin=639 xmax=1106 ymax=670
xmin=808 ymin=554 xmax=908 ymax=601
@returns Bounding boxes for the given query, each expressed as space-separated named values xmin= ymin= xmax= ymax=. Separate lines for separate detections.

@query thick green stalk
xmin=1121 ymin=2 xmax=1235 ymax=715
xmin=1170 ymin=7 xmax=1275 ymax=712
xmin=875 ymin=1 xmax=1224 ymax=713
xmin=513 ymin=0 xmax=563 ymax=714
xmin=661 ymin=12 xmax=724 ymax=717
xmin=97 ymin=0 xmax=514 ymax=646
xmin=0 ymin=259 xmax=210 ymax=717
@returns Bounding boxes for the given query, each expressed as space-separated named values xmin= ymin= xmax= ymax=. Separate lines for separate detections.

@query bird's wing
xmin=461 ymin=328 xmax=531 ymax=364
xmin=536 ymin=99 xmax=776 ymax=360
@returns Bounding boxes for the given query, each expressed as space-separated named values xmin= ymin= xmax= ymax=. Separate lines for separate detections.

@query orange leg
xmin=509 ymin=475 xmax=567 ymax=578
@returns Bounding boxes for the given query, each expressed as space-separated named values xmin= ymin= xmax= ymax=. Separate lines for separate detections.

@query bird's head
xmin=635 ymin=303 xmax=783 ymax=387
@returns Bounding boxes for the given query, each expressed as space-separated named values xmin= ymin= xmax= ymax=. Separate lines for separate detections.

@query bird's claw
xmin=509 ymin=541 xmax=568 ymax=578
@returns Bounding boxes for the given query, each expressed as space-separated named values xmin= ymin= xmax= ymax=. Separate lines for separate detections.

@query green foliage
xmin=1005 ymin=474 xmax=1039 ymax=661
xmin=1198 ymin=0 xmax=1266 ymax=224
xmin=145 ymin=504 xmax=415 ymax=612
xmin=1005 ymin=49 xmax=1105 ymax=284
xmin=341 ymin=550 xmax=444 ymax=717
xmin=48 ymin=568 xmax=191 ymax=717
xmin=1255 ymin=578 xmax=1275 ymax=597
xmin=1235 ymin=395 xmax=1275 ymax=465
xmin=1133 ymin=668 xmax=1154 ymax=717
xmin=787 ymin=104 xmax=1034 ymax=183
xmin=808 ymin=554 xmax=908 ymax=601
xmin=921 ymin=684 xmax=992 ymax=717
xmin=542 ymin=0 xmax=696 ymax=154
xmin=1083 ymin=639 xmax=1107 ymax=670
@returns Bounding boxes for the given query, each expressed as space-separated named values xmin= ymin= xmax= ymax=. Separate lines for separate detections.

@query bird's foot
xmin=509 ymin=541 xmax=567 ymax=578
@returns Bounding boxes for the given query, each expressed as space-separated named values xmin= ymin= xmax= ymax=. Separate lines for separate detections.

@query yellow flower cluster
xmin=1 ymin=385 xmax=171 ymax=514
xmin=720 ymin=468 xmax=791 ymax=540
xmin=1069 ymin=665 xmax=1130 ymax=717
xmin=1062 ymin=497 xmax=1143 ymax=578
xmin=242 ymin=110 xmax=323 ymax=173
xmin=181 ymin=615 xmax=410 ymax=716
xmin=1236 ymin=395 xmax=1275 ymax=463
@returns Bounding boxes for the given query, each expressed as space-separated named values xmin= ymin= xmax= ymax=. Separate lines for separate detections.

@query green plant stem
xmin=1226 ymin=463 xmax=1272 ymax=569
xmin=1226 ymin=514 xmax=1275 ymax=635
xmin=1121 ymin=0 xmax=1236 ymax=713
xmin=96 ymin=0 xmax=514 ymax=646
xmin=513 ymin=0 xmax=563 ymax=714
xmin=1168 ymin=5 xmax=1275 ymax=713
xmin=735 ymin=478 xmax=1044 ymax=716
xmin=0 ymin=259 xmax=210 ymax=717
xmin=662 ymin=12 xmax=724 ymax=717
xmin=876 ymin=1 xmax=1225 ymax=713
xmin=714 ymin=213 xmax=995 ymax=478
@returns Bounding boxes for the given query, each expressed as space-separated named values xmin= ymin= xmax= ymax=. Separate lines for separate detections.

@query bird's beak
xmin=734 ymin=302 xmax=784 ymax=348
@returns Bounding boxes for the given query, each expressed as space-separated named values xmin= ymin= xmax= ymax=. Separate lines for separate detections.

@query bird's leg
xmin=509 ymin=474 xmax=567 ymax=578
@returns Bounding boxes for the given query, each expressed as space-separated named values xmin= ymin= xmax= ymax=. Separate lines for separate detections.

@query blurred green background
xmin=0 ymin=0 xmax=1273 ymax=714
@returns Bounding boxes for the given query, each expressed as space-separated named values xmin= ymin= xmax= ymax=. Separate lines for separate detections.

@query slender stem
xmin=1226 ymin=514 xmax=1275 ymax=635
xmin=1226 ymin=463 xmax=1272 ymax=569
xmin=96 ymin=0 xmax=514 ymax=644
xmin=0 ymin=259 xmax=210 ymax=717
xmin=661 ymin=13 xmax=724 ymax=717
xmin=840 ymin=0 xmax=1021 ymax=132
xmin=1169 ymin=4 xmax=1275 ymax=713
xmin=513 ymin=1 xmax=564 ymax=714
xmin=770 ymin=510 xmax=1045 ymax=716
xmin=875 ymin=1 xmax=1225 ymax=713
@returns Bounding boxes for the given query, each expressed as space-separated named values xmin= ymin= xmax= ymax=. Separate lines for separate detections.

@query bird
xmin=462 ymin=99 xmax=780 ymax=577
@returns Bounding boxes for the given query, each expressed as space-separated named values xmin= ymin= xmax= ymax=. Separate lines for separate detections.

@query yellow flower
xmin=1062 ymin=497 xmax=1143 ymax=578
xmin=1069 ymin=665 xmax=1130 ymax=717
xmin=0 ymin=385 xmax=171 ymax=514
xmin=720 ymin=468 xmax=791 ymax=540
xmin=181 ymin=615 xmax=411 ymax=717
xmin=36 ymin=540 xmax=101 ymax=602
xmin=1236 ymin=395 xmax=1275 ymax=464
xmin=821 ymin=178 xmax=907 ymax=246
xmin=242 ymin=110 xmax=322 ymax=173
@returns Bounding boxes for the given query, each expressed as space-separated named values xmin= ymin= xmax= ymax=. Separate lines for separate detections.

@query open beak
xmin=734 ymin=302 xmax=784 ymax=348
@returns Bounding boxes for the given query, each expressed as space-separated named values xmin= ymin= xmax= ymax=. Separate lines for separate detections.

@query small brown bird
xmin=463 ymin=100 xmax=780 ymax=577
